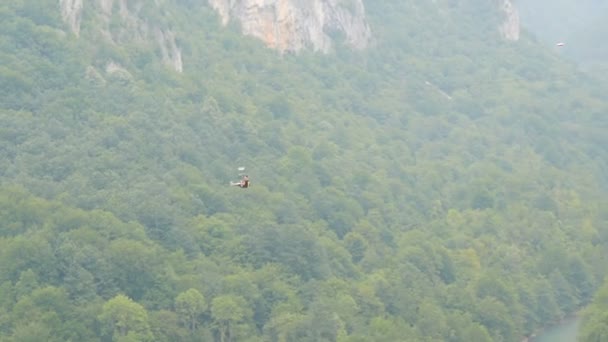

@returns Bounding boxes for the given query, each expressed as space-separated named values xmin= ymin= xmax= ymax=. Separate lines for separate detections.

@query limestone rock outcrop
xmin=208 ymin=0 xmax=372 ymax=53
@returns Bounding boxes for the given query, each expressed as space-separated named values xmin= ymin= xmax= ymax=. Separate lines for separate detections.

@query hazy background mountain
xmin=0 ymin=1 xmax=607 ymax=341
xmin=518 ymin=0 xmax=608 ymax=70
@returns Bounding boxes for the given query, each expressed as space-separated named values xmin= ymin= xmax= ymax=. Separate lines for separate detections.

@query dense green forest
xmin=580 ymin=278 xmax=608 ymax=341
xmin=1 ymin=1 xmax=607 ymax=341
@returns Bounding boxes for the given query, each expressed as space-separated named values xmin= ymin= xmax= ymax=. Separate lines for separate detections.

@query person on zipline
xmin=231 ymin=175 xmax=249 ymax=188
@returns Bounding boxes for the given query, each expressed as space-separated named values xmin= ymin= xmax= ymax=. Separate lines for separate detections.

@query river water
xmin=530 ymin=316 xmax=581 ymax=342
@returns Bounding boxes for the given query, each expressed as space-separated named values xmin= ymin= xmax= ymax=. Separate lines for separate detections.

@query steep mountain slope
xmin=208 ymin=0 xmax=372 ymax=53
xmin=0 ymin=1 xmax=607 ymax=341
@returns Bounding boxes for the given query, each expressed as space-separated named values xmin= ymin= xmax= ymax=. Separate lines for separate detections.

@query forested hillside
xmin=580 ymin=278 xmax=608 ymax=341
xmin=1 ymin=1 xmax=607 ymax=341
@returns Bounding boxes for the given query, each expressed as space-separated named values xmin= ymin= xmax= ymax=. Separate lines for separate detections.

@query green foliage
xmin=211 ymin=295 xmax=253 ymax=342
xmin=580 ymin=279 xmax=608 ymax=342
xmin=0 ymin=0 xmax=607 ymax=341
xmin=175 ymin=288 xmax=206 ymax=333
xmin=99 ymin=294 xmax=153 ymax=342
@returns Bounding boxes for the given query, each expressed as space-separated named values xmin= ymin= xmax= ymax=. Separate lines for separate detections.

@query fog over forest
xmin=0 ymin=1 xmax=607 ymax=341
xmin=518 ymin=0 xmax=608 ymax=69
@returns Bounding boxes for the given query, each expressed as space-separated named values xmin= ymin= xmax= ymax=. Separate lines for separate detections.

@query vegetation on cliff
xmin=0 ymin=1 xmax=607 ymax=341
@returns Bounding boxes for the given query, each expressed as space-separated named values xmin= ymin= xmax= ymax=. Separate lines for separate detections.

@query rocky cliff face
xmin=58 ymin=0 xmax=519 ymax=69
xmin=59 ymin=0 xmax=183 ymax=72
xmin=208 ymin=0 xmax=372 ymax=53
xmin=499 ymin=0 xmax=520 ymax=41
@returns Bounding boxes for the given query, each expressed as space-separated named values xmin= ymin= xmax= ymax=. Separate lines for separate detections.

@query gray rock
xmin=208 ymin=0 xmax=372 ymax=53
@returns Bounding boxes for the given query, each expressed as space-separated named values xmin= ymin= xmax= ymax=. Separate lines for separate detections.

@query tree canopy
xmin=0 ymin=1 xmax=607 ymax=341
